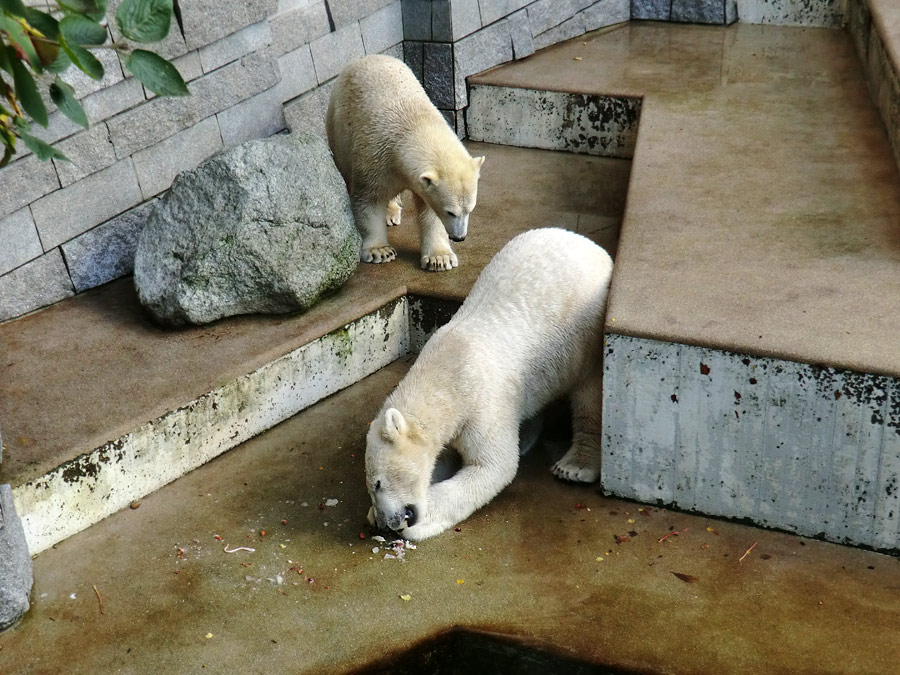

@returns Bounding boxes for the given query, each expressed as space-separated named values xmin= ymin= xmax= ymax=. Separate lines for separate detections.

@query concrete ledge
xmin=15 ymin=299 xmax=410 ymax=555
xmin=603 ymin=334 xmax=900 ymax=553
xmin=467 ymin=85 xmax=641 ymax=158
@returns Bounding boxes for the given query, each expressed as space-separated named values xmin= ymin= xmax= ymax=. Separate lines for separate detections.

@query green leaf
xmin=59 ymin=15 xmax=108 ymax=46
xmin=61 ymin=39 xmax=104 ymax=79
xmin=50 ymin=77 xmax=88 ymax=128
xmin=1 ymin=14 xmax=42 ymax=70
xmin=1 ymin=144 xmax=14 ymax=168
xmin=20 ymin=128 xmax=68 ymax=162
xmin=0 ymin=43 xmax=12 ymax=75
xmin=10 ymin=56 xmax=47 ymax=127
xmin=116 ymin=0 xmax=172 ymax=43
xmin=46 ymin=48 xmax=73 ymax=74
xmin=124 ymin=49 xmax=188 ymax=97
xmin=23 ymin=9 xmax=60 ymax=40
xmin=0 ymin=0 xmax=28 ymax=18
xmin=57 ymin=0 xmax=101 ymax=14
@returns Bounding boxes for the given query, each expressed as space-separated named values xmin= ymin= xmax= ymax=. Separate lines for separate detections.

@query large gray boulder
xmin=134 ymin=133 xmax=359 ymax=325
xmin=0 ymin=484 xmax=32 ymax=633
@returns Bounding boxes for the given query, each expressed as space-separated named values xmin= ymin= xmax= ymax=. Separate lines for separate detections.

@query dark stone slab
xmin=631 ymin=0 xmax=671 ymax=20
xmin=672 ymin=0 xmax=737 ymax=25
xmin=424 ymin=42 xmax=455 ymax=109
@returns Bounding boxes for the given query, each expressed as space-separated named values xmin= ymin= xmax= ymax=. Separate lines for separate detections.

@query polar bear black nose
xmin=449 ymin=235 xmax=465 ymax=243
xmin=404 ymin=504 xmax=418 ymax=527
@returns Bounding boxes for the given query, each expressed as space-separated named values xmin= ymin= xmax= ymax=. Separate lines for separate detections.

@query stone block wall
xmin=0 ymin=0 xmax=405 ymax=323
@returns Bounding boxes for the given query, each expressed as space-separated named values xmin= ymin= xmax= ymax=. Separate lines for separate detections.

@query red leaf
xmin=700 ymin=363 xmax=710 ymax=375
xmin=671 ymin=572 xmax=699 ymax=583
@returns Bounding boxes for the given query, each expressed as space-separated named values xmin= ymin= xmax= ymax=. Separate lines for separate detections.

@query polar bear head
xmin=418 ymin=155 xmax=485 ymax=243
xmin=365 ymin=407 xmax=437 ymax=532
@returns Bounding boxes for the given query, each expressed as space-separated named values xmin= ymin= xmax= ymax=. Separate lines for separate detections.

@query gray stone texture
xmin=424 ymin=43 xmax=455 ymax=109
xmin=432 ymin=0 xmax=453 ymax=41
xmin=31 ymin=159 xmax=143 ymax=250
xmin=0 ymin=209 xmax=42 ymax=277
xmin=451 ymin=0 xmax=483 ymax=40
xmin=382 ymin=42 xmax=404 ymax=60
xmin=0 ymin=155 xmax=59 ymax=219
xmin=82 ymin=78 xmax=147 ymax=127
xmin=583 ymin=0 xmax=632 ymax=31
xmin=672 ymin=0 xmax=736 ymax=24
xmin=508 ymin=9 xmax=535 ymax=59
xmin=218 ymin=88 xmax=287 ymax=147
xmin=134 ymin=134 xmax=360 ymax=325
xmin=52 ymin=123 xmax=117 ymax=188
xmin=62 ymin=200 xmax=157 ymax=293
xmin=404 ymin=41 xmax=425 ymax=81
xmin=479 ymin=0 xmax=532 ymax=26
xmin=0 ymin=250 xmax=74 ymax=322
xmin=735 ymin=0 xmax=846 ymax=27
xmin=0 ymin=484 xmax=32 ymax=633
xmin=361 ymin=2 xmax=404 ymax=55
xmin=329 ymin=0 xmax=395 ymax=28
xmin=453 ymin=18 xmax=515 ymax=108
xmin=178 ymin=0 xmax=278 ymax=51
xmin=528 ymin=0 xmax=580 ymax=36
xmin=270 ymin=2 xmax=331 ymax=56
xmin=276 ymin=45 xmax=318 ymax=101
xmin=199 ymin=21 xmax=274 ymax=73
xmin=534 ymin=13 xmax=586 ymax=50
xmin=133 ymin=116 xmax=224 ymax=198
xmin=107 ymin=50 xmax=280 ymax=159
xmin=631 ymin=0 xmax=672 ymax=20
xmin=283 ymin=80 xmax=334 ymax=138
xmin=402 ymin=0 xmax=433 ymax=40
xmin=310 ymin=22 xmax=366 ymax=83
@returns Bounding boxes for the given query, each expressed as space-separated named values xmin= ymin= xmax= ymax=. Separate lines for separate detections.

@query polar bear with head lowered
xmin=365 ymin=228 xmax=613 ymax=540
xmin=326 ymin=54 xmax=485 ymax=271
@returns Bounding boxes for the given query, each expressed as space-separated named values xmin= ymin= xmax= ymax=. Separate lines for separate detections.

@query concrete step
xmin=0 ymin=142 xmax=628 ymax=555
xmin=467 ymin=21 xmax=900 ymax=552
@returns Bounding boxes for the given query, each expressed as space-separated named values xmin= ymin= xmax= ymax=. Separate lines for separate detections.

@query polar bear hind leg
xmin=552 ymin=368 xmax=603 ymax=483
xmin=352 ymin=195 xmax=397 ymax=263
xmin=402 ymin=420 xmax=519 ymax=540
xmin=386 ymin=195 xmax=403 ymax=226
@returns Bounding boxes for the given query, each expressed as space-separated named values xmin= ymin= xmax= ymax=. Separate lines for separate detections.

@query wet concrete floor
xmin=2 ymin=359 xmax=899 ymax=674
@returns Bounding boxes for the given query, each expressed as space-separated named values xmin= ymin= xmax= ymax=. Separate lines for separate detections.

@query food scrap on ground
xmin=370 ymin=536 xmax=417 ymax=561
xmin=658 ymin=527 xmax=687 ymax=543
xmin=671 ymin=572 xmax=699 ymax=584
xmin=224 ymin=545 xmax=256 ymax=553
xmin=92 ymin=585 xmax=104 ymax=615
xmin=399 ymin=594 xmax=412 ymax=601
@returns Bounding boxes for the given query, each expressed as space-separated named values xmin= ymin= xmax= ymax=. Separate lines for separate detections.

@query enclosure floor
xmin=0 ymin=143 xmax=627 ymax=489
xmin=472 ymin=21 xmax=900 ymax=377
xmin=1 ymin=359 xmax=898 ymax=674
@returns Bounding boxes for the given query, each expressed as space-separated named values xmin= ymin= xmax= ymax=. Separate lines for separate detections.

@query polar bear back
xmin=415 ymin=228 xmax=612 ymax=419
xmin=326 ymin=55 xmax=465 ymax=193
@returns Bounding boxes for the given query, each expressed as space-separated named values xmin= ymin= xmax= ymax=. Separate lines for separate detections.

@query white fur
xmin=326 ymin=54 xmax=485 ymax=271
xmin=365 ymin=228 xmax=613 ymax=540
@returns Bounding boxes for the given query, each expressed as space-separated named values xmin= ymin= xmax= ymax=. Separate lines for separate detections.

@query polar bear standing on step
xmin=365 ymin=228 xmax=613 ymax=540
xmin=326 ymin=54 xmax=485 ymax=271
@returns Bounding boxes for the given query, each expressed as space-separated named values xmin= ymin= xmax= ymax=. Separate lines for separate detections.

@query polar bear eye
xmin=446 ymin=210 xmax=458 ymax=218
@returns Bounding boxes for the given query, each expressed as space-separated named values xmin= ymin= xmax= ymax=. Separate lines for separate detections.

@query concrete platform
xmin=0 ymin=142 xmax=628 ymax=553
xmin=1 ymin=360 xmax=899 ymax=674
xmin=469 ymin=21 xmax=900 ymax=550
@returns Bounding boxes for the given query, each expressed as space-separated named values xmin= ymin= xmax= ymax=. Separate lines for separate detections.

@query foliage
xmin=0 ymin=0 xmax=189 ymax=166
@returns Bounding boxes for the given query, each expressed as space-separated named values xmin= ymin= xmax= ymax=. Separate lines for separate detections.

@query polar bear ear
xmin=472 ymin=156 xmax=485 ymax=171
xmin=382 ymin=408 xmax=408 ymax=442
xmin=419 ymin=171 xmax=439 ymax=188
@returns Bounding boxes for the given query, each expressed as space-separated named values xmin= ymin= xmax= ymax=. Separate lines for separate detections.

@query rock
xmin=134 ymin=133 xmax=359 ymax=325
xmin=0 ymin=484 xmax=33 ymax=633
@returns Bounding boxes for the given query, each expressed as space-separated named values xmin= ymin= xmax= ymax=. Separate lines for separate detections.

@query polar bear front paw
xmin=401 ymin=518 xmax=450 ymax=541
xmin=552 ymin=445 xmax=602 ymax=483
xmin=362 ymin=245 xmax=397 ymax=264
xmin=386 ymin=198 xmax=402 ymax=226
xmin=420 ymin=252 xmax=458 ymax=272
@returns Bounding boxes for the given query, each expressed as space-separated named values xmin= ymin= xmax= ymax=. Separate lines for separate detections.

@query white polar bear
xmin=326 ymin=54 xmax=485 ymax=271
xmin=365 ymin=228 xmax=613 ymax=540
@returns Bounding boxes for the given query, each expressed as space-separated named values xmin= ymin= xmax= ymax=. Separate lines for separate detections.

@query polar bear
xmin=365 ymin=228 xmax=613 ymax=540
xmin=326 ymin=54 xmax=485 ymax=271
